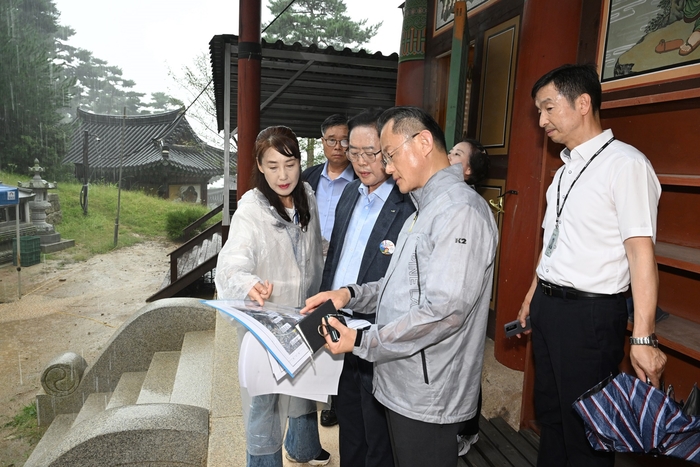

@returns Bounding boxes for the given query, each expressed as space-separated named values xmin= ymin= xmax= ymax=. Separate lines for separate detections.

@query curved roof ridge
xmin=76 ymin=108 xmax=183 ymax=126
xmin=259 ymin=37 xmax=398 ymax=61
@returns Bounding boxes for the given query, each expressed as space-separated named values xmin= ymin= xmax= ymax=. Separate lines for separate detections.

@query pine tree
xmin=55 ymin=34 xmax=183 ymax=119
xmin=263 ymin=0 xmax=382 ymax=51
xmin=0 ymin=0 xmax=72 ymax=173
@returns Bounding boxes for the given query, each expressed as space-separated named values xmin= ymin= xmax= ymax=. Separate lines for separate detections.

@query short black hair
xmin=531 ymin=64 xmax=602 ymax=114
xmin=321 ymin=114 xmax=349 ymax=135
xmin=348 ymin=108 xmax=383 ymax=135
xmin=461 ymin=138 xmax=489 ymax=186
xmin=377 ymin=106 xmax=447 ymax=153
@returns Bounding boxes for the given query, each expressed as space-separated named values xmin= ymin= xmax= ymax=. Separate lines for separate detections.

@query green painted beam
xmin=444 ymin=1 xmax=470 ymax=150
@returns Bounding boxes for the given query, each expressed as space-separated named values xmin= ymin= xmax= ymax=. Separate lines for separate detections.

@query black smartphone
xmin=323 ymin=314 xmax=346 ymax=342
xmin=504 ymin=316 xmax=531 ymax=338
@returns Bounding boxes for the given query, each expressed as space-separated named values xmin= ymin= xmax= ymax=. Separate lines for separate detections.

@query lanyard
xmin=555 ymin=137 xmax=615 ymax=220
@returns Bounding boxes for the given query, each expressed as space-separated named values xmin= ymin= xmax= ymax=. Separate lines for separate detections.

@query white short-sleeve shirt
xmin=536 ymin=129 xmax=661 ymax=294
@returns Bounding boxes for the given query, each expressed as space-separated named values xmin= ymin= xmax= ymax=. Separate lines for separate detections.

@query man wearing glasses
xmin=303 ymin=107 xmax=498 ymax=467
xmin=321 ymin=108 xmax=415 ymax=467
xmin=302 ymin=114 xmax=357 ymax=247
xmin=302 ymin=114 xmax=356 ymax=428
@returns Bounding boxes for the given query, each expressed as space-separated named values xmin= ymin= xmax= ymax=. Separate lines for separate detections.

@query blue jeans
xmin=247 ymin=396 xmax=321 ymax=467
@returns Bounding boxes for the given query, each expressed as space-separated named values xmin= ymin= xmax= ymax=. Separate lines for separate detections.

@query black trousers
xmin=336 ymin=352 xmax=394 ymax=467
xmin=530 ymin=282 xmax=627 ymax=467
xmin=385 ymin=408 xmax=466 ymax=467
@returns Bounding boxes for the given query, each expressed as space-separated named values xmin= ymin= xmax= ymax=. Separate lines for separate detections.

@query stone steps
xmin=105 ymin=371 xmax=147 ymax=410
xmin=26 ymin=321 xmax=217 ymax=467
xmin=136 ymin=350 xmax=181 ymax=404
xmin=72 ymin=392 xmax=112 ymax=428
xmin=23 ymin=413 xmax=77 ymax=466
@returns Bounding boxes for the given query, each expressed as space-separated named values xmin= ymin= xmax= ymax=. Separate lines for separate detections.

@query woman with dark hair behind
xmin=447 ymin=137 xmax=489 ymax=456
xmin=215 ymin=126 xmax=332 ymax=466
xmin=448 ymin=138 xmax=490 ymax=186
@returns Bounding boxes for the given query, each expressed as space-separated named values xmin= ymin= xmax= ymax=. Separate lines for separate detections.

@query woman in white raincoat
xmin=215 ymin=126 xmax=330 ymax=466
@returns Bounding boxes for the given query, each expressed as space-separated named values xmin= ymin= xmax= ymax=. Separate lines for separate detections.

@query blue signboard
xmin=0 ymin=184 xmax=19 ymax=206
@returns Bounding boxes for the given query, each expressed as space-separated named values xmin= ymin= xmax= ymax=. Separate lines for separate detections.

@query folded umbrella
xmin=573 ymin=372 xmax=700 ymax=462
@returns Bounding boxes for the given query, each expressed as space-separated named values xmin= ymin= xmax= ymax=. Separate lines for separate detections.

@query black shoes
xmin=320 ymin=408 xmax=338 ymax=427
xmin=285 ymin=448 xmax=331 ymax=465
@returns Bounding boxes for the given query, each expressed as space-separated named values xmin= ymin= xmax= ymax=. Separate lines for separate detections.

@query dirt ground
xmin=0 ymin=240 xmax=524 ymax=467
xmin=0 ymin=240 xmax=173 ymax=467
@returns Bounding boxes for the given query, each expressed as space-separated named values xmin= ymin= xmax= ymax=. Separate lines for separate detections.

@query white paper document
xmin=204 ymin=299 xmax=313 ymax=377
xmin=204 ymin=299 xmax=344 ymax=400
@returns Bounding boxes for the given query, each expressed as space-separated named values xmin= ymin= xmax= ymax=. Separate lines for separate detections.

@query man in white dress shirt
xmin=516 ymin=64 xmax=667 ymax=467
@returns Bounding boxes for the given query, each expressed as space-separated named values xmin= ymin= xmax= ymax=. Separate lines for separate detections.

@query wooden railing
xmin=169 ymin=220 xmax=222 ymax=284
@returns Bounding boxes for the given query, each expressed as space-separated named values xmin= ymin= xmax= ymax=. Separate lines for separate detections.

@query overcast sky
xmin=52 ymin=0 xmax=404 ymax=104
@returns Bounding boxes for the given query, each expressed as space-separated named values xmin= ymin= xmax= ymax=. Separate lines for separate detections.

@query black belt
xmin=539 ymin=280 xmax=620 ymax=300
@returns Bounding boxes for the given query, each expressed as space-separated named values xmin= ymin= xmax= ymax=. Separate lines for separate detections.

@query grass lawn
xmin=2 ymin=169 xmax=218 ymax=262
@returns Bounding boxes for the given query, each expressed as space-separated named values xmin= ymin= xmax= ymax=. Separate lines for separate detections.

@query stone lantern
xmin=18 ymin=159 xmax=73 ymax=252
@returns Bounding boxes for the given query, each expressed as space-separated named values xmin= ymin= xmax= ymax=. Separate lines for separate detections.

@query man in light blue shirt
xmin=320 ymin=108 xmax=415 ymax=467
xmin=301 ymin=115 xmax=356 ymax=243
xmin=330 ymin=178 xmax=395 ymax=290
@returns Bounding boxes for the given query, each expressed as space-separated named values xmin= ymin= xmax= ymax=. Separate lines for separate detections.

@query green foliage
xmin=165 ymin=206 xmax=212 ymax=240
xmin=0 ymin=0 xmax=72 ymax=171
xmin=4 ymin=403 xmax=45 ymax=445
xmin=0 ymin=0 xmax=183 ymax=183
xmin=55 ymin=38 xmax=183 ymax=119
xmin=298 ymin=137 xmax=326 ymax=169
xmin=263 ymin=0 xmax=381 ymax=51
xmin=1 ymin=168 xmax=211 ymax=257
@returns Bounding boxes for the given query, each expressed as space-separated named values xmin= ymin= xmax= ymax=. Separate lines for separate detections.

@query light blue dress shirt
xmin=331 ymin=178 xmax=395 ymax=290
xmin=316 ymin=162 xmax=355 ymax=241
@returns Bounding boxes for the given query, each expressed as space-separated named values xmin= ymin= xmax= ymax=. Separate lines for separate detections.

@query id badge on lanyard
xmin=545 ymin=222 xmax=559 ymax=257
xmin=545 ymin=137 xmax=615 ymax=258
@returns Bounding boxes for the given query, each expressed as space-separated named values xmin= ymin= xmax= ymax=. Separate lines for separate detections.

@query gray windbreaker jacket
xmin=346 ymin=164 xmax=498 ymax=424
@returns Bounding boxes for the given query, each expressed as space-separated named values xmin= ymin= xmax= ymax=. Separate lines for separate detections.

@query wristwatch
xmin=629 ymin=333 xmax=658 ymax=348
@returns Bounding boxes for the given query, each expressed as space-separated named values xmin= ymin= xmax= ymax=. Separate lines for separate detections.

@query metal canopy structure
xmin=209 ymin=35 xmax=399 ymax=139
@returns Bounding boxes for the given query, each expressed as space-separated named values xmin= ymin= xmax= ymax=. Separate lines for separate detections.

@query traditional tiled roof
xmin=209 ymin=35 xmax=399 ymax=139
xmin=63 ymin=109 xmax=226 ymax=178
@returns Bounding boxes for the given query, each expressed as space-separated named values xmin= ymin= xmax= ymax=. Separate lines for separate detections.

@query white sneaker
xmin=457 ymin=433 xmax=479 ymax=456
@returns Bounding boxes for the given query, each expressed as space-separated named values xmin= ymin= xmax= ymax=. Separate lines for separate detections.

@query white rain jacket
xmin=214 ymin=183 xmax=324 ymax=457
xmin=347 ymin=164 xmax=498 ymax=425
xmin=215 ymin=183 xmax=323 ymax=307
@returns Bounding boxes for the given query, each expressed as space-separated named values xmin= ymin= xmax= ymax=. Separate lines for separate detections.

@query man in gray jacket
xmin=302 ymin=106 xmax=498 ymax=467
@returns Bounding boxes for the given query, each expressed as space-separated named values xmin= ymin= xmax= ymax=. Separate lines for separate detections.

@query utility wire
xmin=263 ymin=0 xmax=297 ymax=33
xmin=158 ymin=0 xmax=298 ymax=145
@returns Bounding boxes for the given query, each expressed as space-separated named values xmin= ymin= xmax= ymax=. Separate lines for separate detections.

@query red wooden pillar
xmin=490 ymin=0 xmax=584 ymax=428
xmin=395 ymin=0 xmax=426 ymax=107
xmin=237 ymin=0 xmax=262 ymax=199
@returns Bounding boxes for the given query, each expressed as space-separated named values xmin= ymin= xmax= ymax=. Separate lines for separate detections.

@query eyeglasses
xmin=381 ymin=133 xmax=420 ymax=167
xmin=347 ymin=149 xmax=382 ymax=163
xmin=322 ymin=137 xmax=349 ymax=148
